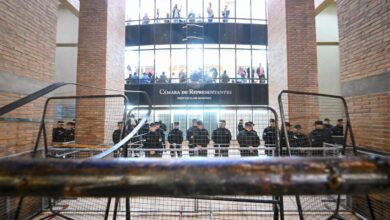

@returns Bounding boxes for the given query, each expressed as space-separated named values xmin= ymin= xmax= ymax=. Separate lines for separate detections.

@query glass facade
xmin=125 ymin=0 xmax=268 ymax=84
xmin=126 ymin=0 xmax=267 ymax=25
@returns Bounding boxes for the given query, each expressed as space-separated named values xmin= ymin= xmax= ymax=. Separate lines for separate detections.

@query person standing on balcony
xmin=222 ymin=5 xmax=230 ymax=22
xmin=221 ymin=70 xmax=230 ymax=83
xmin=256 ymin=63 xmax=265 ymax=83
xmin=207 ymin=2 xmax=214 ymax=22
xmin=142 ymin=13 xmax=150 ymax=25
xmin=172 ymin=4 xmax=180 ymax=23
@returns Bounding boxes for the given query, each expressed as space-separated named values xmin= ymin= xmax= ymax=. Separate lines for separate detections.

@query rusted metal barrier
xmin=0 ymin=156 xmax=388 ymax=197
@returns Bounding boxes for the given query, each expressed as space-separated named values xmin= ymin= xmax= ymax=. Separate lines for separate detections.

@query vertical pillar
xmin=76 ymin=0 xmax=125 ymax=145
xmin=268 ymin=0 xmax=319 ymax=131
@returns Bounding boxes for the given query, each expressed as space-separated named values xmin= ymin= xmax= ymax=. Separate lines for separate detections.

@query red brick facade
xmin=268 ymin=0 xmax=319 ymax=131
xmin=338 ymin=0 xmax=390 ymax=151
xmin=76 ymin=0 xmax=125 ymax=144
xmin=0 ymin=0 xmax=58 ymax=157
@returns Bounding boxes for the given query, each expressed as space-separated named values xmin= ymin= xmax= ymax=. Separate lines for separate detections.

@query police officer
xmin=237 ymin=121 xmax=260 ymax=157
xmin=168 ymin=122 xmax=184 ymax=157
xmin=187 ymin=119 xmax=198 ymax=157
xmin=331 ymin=119 xmax=344 ymax=136
xmin=237 ymin=119 xmax=244 ymax=133
xmin=112 ymin=122 xmax=124 ymax=144
xmin=52 ymin=121 xmax=65 ymax=142
xmin=323 ymin=118 xmax=333 ymax=131
xmin=212 ymin=120 xmax=232 ymax=157
xmin=280 ymin=122 xmax=295 ymax=149
xmin=64 ymin=122 xmax=75 ymax=142
xmin=143 ymin=123 xmax=164 ymax=157
xmin=193 ymin=121 xmax=210 ymax=157
xmin=262 ymin=119 xmax=277 ymax=156
xmin=291 ymin=124 xmax=311 ymax=156
xmin=310 ymin=121 xmax=334 ymax=156
xmin=158 ymin=120 xmax=167 ymax=132
xmin=156 ymin=122 xmax=166 ymax=146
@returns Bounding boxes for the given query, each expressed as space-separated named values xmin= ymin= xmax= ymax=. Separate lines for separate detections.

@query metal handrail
xmin=0 ymin=156 xmax=388 ymax=197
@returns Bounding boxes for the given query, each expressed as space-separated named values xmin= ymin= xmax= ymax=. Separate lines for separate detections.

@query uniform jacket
xmin=193 ymin=128 xmax=210 ymax=147
xmin=310 ymin=129 xmax=334 ymax=148
xmin=168 ymin=128 xmax=183 ymax=144
xmin=144 ymin=131 xmax=163 ymax=149
xmin=52 ymin=127 xmax=66 ymax=142
xmin=262 ymin=126 xmax=277 ymax=146
xmin=212 ymin=127 xmax=232 ymax=144
xmin=237 ymin=130 xmax=260 ymax=148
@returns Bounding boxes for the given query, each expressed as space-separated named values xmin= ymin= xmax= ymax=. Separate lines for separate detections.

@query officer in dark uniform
xmin=331 ymin=119 xmax=344 ymax=136
xmin=291 ymin=124 xmax=311 ymax=156
xmin=324 ymin=118 xmax=333 ymax=131
xmin=112 ymin=122 xmax=124 ymax=144
xmin=139 ymin=121 xmax=150 ymax=135
xmin=193 ymin=121 xmax=210 ymax=157
xmin=143 ymin=123 xmax=164 ymax=157
xmin=168 ymin=122 xmax=183 ymax=157
xmin=158 ymin=120 xmax=167 ymax=131
xmin=237 ymin=121 xmax=260 ymax=157
xmin=212 ymin=120 xmax=232 ymax=157
xmin=64 ymin=122 xmax=75 ymax=142
xmin=262 ymin=119 xmax=277 ymax=156
xmin=52 ymin=121 xmax=65 ymax=142
xmin=156 ymin=123 xmax=166 ymax=146
xmin=187 ymin=119 xmax=198 ymax=157
xmin=237 ymin=119 xmax=244 ymax=133
xmin=310 ymin=120 xmax=334 ymax=156
xmin=280 ymin=122 xmax=295 ymax=149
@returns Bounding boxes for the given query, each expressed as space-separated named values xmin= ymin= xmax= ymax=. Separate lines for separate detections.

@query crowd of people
xmin=138 ymin=3 xmax=232 ymax=25
xmin=111 ymin=116 xmax=344 ymax=158
xmin=125 ymin=64 xmax=267 ymax=84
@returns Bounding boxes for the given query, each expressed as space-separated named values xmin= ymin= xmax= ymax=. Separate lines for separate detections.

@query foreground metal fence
xmin=0 ymin=85 xmax=389 ymax=220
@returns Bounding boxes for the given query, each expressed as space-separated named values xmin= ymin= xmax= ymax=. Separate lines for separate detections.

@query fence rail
xmin=0 ymin=157 xmax=388 ymax=198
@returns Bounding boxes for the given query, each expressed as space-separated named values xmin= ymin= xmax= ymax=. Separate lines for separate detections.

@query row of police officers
xmin=113 ymin=117 xmax=344 ymax=157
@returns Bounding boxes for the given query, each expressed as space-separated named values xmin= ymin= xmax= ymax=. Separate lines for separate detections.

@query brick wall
xmin=76 ymin=0 xmax=125 ymax=144
xmin=338 ymin=0 xmax=390 ymax=151
xmin=268 ymin=0 xmax=319 ymax=131
xmin=0 ymin=0 xmax=58 ymax=156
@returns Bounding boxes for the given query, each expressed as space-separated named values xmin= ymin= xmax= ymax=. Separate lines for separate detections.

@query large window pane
xmin=156 ymin=0 xmax=170 ymax=23
xmin=125 ymin=49 xmax=139 ymax=79
xmin=236 ymin=49 xmax=251 ymax=83
xmin=126 ymin=0 xmax=140 ymax=25
xmin=155 ymin=50 xmax=170 ymax=83
xmin=172 ymin=0 xmax=186 ymax=23
xmin=188 ymin=48 xmax=204 ymax=83
xmin=140 ymin=0 xmax=154 ymax=24
xmin=220 ymin=49 xmax=236 ymax=83
xmin=171 ymin=49 xmax=187 ymax=83
xmin=204 ymin=0 xmax=219 ymax=23
xmin=252 ymin=49 xmax=267 ymax=83
xmin=236 ymin=0 xmax=251 ymax=23
xmin=252 ymin=0 xmax=267 ymax=22
xmin=139 ymin=50 xmax=154 ymax=83
xmin=204 ymin=49 xmax=219 ymax=83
